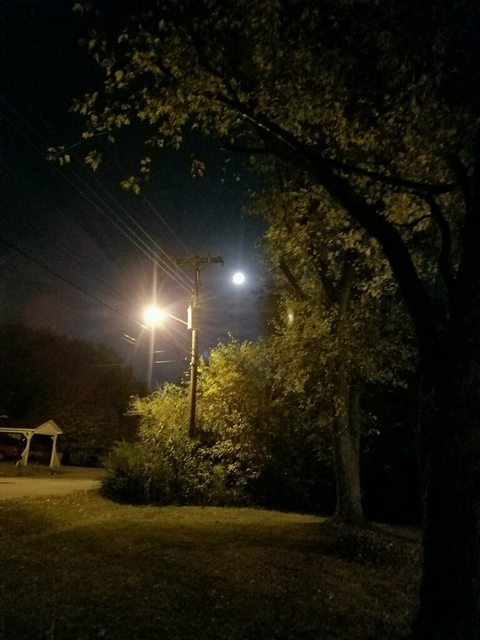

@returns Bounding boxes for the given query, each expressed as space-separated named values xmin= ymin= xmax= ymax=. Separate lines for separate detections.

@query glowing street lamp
xmin=143 ymin=305 xmax=166 ymax=327
xmin=143 ymin=305 xmax=165 ymax=391
xmin=142 ymin=304 xmax=188 ymax=391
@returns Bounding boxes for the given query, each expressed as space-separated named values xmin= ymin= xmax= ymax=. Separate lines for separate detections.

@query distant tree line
xmin=0 ymin=323 xmax=142 ymax=465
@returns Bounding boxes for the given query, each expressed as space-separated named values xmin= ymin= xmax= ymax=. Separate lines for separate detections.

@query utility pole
xmin=176 ymin=255 xmax=223 ymax=437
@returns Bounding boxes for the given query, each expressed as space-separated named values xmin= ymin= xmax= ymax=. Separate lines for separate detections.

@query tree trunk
xmin=331 ymin=369 xmax=364 ymax=524
xmin=328 ymin=255 xmax=364 ymax=525
xmin=412 ymin=245 xmax=480 ymax=638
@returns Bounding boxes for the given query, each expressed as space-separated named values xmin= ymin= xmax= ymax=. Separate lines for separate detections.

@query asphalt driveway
xmin=0 ymin=466 xmax=103 ymax=500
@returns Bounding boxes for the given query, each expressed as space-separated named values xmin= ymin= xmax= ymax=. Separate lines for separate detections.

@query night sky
xmin=1 ymin=0 xmax=267 ymax=384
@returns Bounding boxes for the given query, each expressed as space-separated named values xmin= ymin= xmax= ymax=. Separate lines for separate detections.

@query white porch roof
xmin=0 ymin=421 xmax=63 ymax=468
xmin=0 ymin=420 xmax=63 ymax=437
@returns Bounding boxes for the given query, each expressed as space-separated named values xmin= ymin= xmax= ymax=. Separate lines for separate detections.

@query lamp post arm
xmin=164 ymin=312 xmax=188 ymax=326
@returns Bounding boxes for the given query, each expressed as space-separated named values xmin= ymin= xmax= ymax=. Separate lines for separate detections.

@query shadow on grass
xmin=0 ymin=496 xmax=419 ymax=640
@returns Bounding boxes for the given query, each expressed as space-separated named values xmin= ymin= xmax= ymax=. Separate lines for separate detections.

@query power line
xmin=91 ymin=173 xmax=193 ymax=291
xmin=2 ymin=188 xmax=139 ymax=308
xmin=0 ymin=93 xmax=193 ymax=293
xmin=0 ymin=234 xmax=142 ymax=326
xmin=103 ymin=142 xmax=193 ymax=257
xmin=0 ymin=105 xmax=192 ymax=294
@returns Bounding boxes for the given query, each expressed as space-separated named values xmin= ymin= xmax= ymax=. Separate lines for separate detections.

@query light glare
xmin=143 ymin=305 xmax=166 ymax=327
xmin=232 ymin=271 xmax=245 ymax=285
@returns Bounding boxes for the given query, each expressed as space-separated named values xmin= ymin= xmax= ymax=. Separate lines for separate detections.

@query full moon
xmin=232 ymin=272 xmax=246 ymax=285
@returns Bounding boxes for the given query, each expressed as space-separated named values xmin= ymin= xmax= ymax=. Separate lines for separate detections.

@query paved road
xmin=0 ymin=476 xmax=101 ymax=500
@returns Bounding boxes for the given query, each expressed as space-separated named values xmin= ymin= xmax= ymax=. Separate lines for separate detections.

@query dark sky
xmin=1 ymin=0 xmax=267 ymax=385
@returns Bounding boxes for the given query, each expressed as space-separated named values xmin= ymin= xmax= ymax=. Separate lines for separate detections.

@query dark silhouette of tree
xmin=0 ymin=323 xmax=141 ymax=463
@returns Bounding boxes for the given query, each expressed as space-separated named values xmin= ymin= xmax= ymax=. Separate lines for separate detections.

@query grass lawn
xmin=0 ymin=491 xmax=420 ymax=640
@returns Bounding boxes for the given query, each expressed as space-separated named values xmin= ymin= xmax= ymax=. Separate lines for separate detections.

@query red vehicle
xmin=0 ymin=433 xmax=25 ymax=461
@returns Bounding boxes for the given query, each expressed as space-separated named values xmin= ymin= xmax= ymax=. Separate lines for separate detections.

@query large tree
xmin=70 ymin=1 xmax=480 ymax=637
xmin=261 ymin=183 xmax=414 ymax=523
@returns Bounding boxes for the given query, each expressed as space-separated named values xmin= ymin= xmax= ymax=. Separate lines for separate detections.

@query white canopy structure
xmin=0 ymin=420 xmax=63 ymax=468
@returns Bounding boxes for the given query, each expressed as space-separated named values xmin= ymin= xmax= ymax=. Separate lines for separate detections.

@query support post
xmin=176 ymin=255 xmax=223 ymax=437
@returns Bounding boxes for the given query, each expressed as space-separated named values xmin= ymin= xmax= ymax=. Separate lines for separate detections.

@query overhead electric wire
xmin=1 ymin=188 xmax=141 ymax=308
xmin=105 ymin=145 xmax=192 ymax=256
xmin=91 ymin=173 xmax=193 ymax=291
xmin=0 ymin=234 xmax=143 ymax=326
xmin=0 ymin=91 xmax=194 ymax=293
xmin=0 ymin=106 xmax=192 ymax=294
xmin=0 ymin=102 xmax=192 ymax=293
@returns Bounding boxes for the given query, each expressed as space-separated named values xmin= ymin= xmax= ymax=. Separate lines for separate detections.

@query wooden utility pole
xmin=176 ymin=256 xmax=223 ymax=436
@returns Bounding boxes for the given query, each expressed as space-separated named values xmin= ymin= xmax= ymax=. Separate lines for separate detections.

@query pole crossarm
xmin=175 ymin=255 xmax=224 ymax=437
xmin=176 ymin=255 xmax=224 ymax=268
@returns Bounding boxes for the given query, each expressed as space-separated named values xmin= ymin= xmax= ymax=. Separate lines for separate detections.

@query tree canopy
xmin=70 ymin=2 xmax=480 ymax=637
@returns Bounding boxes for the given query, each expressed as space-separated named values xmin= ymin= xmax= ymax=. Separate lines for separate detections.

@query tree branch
xmin=337 ymin=252 xmax=355 ymax=321
xmin=219 ymin=142 xmax=271 ymax=155
xmin=391 ymin=214 xmax=432 ymax=230
xmin=278 ymin=257 xmax=309 ymax=301
xmin=448 ymin=154 xmax=473 ymax=214
xmin=295 ymin=199 xmax=337 ymax=304
xmin=328 ymin=158 xmax=457 ymax=195
xmin=212 ymin=95 xmax=439 ymax=363
xmin=212 ymin=91 xmax=457 ymax=196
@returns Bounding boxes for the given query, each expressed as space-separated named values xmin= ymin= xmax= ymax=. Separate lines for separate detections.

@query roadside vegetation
xmin=0 ymin=491 xmax=420 ymax=640
xmin=102 ymin=338 xmax=418 ymax=523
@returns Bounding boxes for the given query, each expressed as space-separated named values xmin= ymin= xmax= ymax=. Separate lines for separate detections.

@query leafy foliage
xmin=199 ymin=339 xmax=334 ymax=511
xmin=70 ymin=4 xmax=480 ymax=632
xmin=103 ymin=383 xmax=246 ymax=505
xmin=104 ymin=341 xmax=335 ymax=511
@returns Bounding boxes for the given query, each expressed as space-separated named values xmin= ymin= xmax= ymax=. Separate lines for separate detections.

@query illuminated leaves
xmin=72 ymin=2 xmax=94 ymax=14
xmin=69 ymin=0 xmax=469 ymax=297
xmin=46 ymin=146 xmax=71 ymax=166
xmin=190 ymin=158 xmax=206 ymax=177
xmin=84 ymin=149 xmax=102 ymax=171
xmin=260 ymin=183 xmax=415 ymax=395
xmin=120 ymin=176 xmax=141 ymax=194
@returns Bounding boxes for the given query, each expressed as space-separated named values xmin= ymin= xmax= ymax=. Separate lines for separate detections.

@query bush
xmin=101 ymin=442 xmax=167 ymax=503
xmin=101 ymin=354 xmax=335 ymax=511
xmin=101 ymin=438 xmax=249 ymax=506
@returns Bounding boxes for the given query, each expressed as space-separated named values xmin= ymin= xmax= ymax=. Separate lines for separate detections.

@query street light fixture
xmin=143 ymin=305 xmax=164 ymax=392
xmin=143 ymin=305 xmax=166 ymax=327
xmin=142 ymin=304 xmax=189 ymax=392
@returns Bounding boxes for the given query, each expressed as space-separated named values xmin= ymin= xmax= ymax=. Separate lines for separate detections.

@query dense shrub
xmin=101 ymin=439 xmax=249 ymax=506
xmin=101 ymin=353 xmax=334 ymax=511
xmin=101 ymin=442 xmax=163 ymax=503
xmin=101 ymin=339 xmax=416 ymax=518
xmin=101 ymin=383 xmax=253 ymax=505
